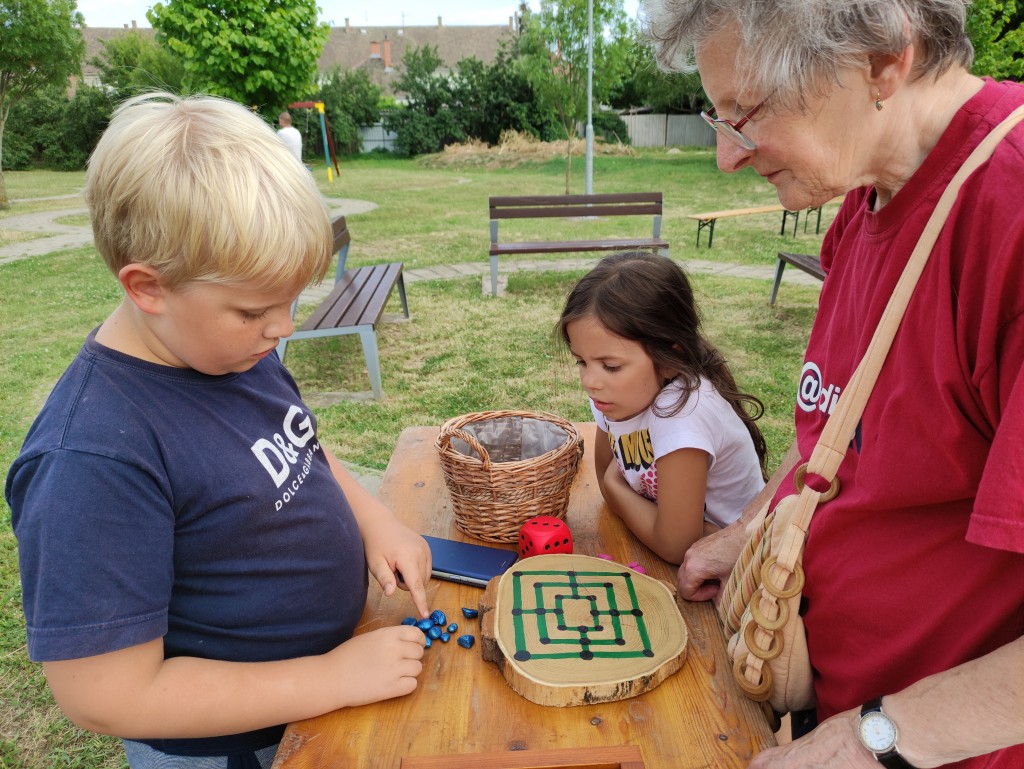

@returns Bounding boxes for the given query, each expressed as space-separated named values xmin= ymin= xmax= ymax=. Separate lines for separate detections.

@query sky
xmin=76 ymin=0 xmax=641 ymax=30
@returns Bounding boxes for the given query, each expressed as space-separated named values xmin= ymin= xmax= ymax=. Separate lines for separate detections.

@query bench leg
xmin=781 ymin=209 xmax=800 ymax=236
xmin=769 ymin=258 xmax=787 ymax=306
xmin=359 ymin=327 xmax=384 ymax=399
xmin=276 ymin=337 xmax=289 ymax=361
xmin=489 ymin=255 xmax=499 ymax=297
xmin=397 ymin=274 xmax=410 ymax=318
xmin=695 ymin=219 xmax=716 ymax=248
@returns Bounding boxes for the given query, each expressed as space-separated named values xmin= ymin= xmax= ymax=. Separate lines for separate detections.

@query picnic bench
xmin=686 ymin=204 xmax=799 ymax=248
xmin=770 ymin=251 xmax=825 ymax=305
xmin=276 ymin=215 xmax=408 ymax=399
xmin=487 ymin=192 xmax=669 ymax=296
xmin=688 ymin=196 xmax=845 ymax=248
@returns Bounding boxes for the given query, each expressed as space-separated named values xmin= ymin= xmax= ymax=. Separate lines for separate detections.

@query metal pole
xmin=585 ymin=0 xmax=594 ymax=194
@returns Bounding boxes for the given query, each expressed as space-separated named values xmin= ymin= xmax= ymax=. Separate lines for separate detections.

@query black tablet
xmin=423 ymin=535 xmax=518 ymax=587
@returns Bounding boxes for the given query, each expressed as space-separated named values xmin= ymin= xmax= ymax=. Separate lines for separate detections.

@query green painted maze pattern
xmin=510 ymin=568 xmax=655 ymax=661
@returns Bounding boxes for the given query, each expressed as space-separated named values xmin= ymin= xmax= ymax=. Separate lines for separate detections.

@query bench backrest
xmin=332 ymin=215 xmax=351 ymax=255
xmin=331 ymin=215 xmax=353 ymax=281
xmin=489 ymin=192 xmax=663 ymax=221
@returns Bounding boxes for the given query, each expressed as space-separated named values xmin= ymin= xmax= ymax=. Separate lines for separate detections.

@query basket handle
xmin=437 ymin=427 xmax=492 ymax=471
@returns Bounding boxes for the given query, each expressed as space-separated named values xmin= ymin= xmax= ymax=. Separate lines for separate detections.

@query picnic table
xmin=271 ymin=424 xmax=777 ymax=769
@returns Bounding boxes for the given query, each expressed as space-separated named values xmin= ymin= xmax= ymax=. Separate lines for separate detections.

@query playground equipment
xmin=289 ymin=101 xmax=341 ymax=182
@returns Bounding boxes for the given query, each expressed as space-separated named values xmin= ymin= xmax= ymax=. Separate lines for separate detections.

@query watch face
xmin=860 ymin=711 xmax=898 ymax=753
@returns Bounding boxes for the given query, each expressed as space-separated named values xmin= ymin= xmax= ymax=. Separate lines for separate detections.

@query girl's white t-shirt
xmin=591 ymin=378 xmax=764 ymax=528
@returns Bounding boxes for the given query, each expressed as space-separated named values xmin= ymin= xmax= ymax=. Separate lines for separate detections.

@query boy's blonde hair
xmin=85 ymin=92 xmax=332 ymax=290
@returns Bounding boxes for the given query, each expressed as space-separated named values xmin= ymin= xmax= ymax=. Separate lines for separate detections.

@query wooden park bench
xmin=276 ymin=215 xmax=408 ymax=398
xmin=487 ymin=192 xmax=669 ymax=296
xmin=770 ymin=251 xmax=826 ymax=305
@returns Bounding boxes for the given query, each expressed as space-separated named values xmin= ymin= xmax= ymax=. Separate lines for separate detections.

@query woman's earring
xmin=875 ymin=92 xmax=884 ymax=111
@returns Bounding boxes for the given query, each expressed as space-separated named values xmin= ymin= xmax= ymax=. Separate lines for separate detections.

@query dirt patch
xmin=418 ymin=130 xmax=637 ymax=169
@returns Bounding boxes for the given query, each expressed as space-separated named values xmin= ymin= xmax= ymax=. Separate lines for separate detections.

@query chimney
xmin=437 ymin=15 xmax=442 ymax=28
xmin=344 ymin=17 xmax=350 ymax=32
xmin=123 ymin=23 xmax=129 ymax=29
xmin=382 ymin=37 xmax=392 ymax=69
xmin=369 ymin=40 xmax=381 ymax=59
xmin=509 ymin=16 xmax=514 ymax=31
xmin=131 ymin=19 xmax=138 ymax=29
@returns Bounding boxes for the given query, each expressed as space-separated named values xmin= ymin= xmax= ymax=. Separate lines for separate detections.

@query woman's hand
xmin=748 ymin=709 xmax=878 ymax=769
xmin=676 ymin=519 xmax=748 ymax=602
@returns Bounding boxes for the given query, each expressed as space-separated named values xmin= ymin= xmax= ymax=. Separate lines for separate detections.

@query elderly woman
xmin=641 ymin=1 xmax=1024 ymax=768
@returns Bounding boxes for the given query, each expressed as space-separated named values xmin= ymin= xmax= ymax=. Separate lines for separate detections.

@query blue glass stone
xmin=424 ymin=637 xmax=433 ymax=648
xmin=430 ymin=609 xmax=447 ymax=627
xmin=457 ymin=634 xmax=475 ymax=649
xmin=447 ymin=623 xmax=458 ymax=633
xmin=461 ymin=607 xmax=479 ymax=619
xmin=440 ymin=632 xmax=451 ymax=642
xmin=415 ymin=618 xmax=434 ymax=633
xmin=427 ymin=625 xmax=443 ymax=640
xmin=400 ymin=617 xmax=416 ymax=626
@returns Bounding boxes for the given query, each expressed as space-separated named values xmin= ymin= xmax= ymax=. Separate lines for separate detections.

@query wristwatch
xmin=858 ymin=697 xmax=915 ymax=768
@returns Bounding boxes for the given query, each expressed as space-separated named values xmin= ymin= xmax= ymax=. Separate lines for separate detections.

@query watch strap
xmin=860 ymin=697 xmax=916 ymax=769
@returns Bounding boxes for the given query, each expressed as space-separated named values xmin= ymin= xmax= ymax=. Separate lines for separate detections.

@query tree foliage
xmin=610 ymin=40 xmax=705 ymax=114
xmin=382 ymin=43 xmax=556 ymax=157
xmin=382 ymin=45 xmax=464 ymax=156
xmin=967 ymin=0 xmax=1024 ymax=81
xmin=91 ymin=30 xmax=186 ymax=100
xmin=317 ymin=67 xmax=382 ymax=155
xmin=0 ymin=0 xmax=86 ymax=208
xmin=148 ymin=0 xmax=329 ymax=115
xmin=516 ymin=0 xmax=632 ymax=191
xmin=2 ymin=83 xmax=112 ymax=171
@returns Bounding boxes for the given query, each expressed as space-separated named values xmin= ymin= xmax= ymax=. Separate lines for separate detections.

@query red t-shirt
xmin=777 ymin=79 xmax=1024 ymax=766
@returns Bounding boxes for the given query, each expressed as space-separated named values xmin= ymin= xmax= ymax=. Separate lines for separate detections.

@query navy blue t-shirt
xmin=7 ymin=329 xmax=368 ymax=752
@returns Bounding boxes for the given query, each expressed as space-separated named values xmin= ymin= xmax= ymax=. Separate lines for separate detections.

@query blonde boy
xmin=7 ymin=93 xmax=430 ymax=768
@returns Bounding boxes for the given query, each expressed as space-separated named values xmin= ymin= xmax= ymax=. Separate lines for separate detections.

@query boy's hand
xmin=327 ymin=626 xmax=426 ymax=708
xmin=365 ymin=523 xmax=432 ymax=618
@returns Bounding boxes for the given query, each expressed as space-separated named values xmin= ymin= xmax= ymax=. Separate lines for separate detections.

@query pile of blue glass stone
xmin=402 ymin=607 xmax=478 ymax=649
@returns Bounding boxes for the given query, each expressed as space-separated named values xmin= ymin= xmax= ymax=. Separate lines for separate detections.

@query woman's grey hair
xmin=640 ymin=0 xmax=974 ymax=107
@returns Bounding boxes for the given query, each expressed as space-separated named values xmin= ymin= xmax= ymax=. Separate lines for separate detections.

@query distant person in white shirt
xmin=277 ymin=111 xmax=303 ymax=164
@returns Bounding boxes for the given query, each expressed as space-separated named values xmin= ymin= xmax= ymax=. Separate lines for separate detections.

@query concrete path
xmin=1 ymin=202 xmax=822 ymax=292
xmin=0 ymin=198 xmax=380 ymax=265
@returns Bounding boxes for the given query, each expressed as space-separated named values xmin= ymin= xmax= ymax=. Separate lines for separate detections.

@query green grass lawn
xmin=0 ymin=148 xmax=823 ymax=767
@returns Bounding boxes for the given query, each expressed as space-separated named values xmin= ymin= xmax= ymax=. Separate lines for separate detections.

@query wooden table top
xmin=272 ymin=424 xmax=776 ymax=769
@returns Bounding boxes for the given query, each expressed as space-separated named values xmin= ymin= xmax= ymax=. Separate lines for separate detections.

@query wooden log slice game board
xmin=481 ymin=553 xmax=688 ymax=707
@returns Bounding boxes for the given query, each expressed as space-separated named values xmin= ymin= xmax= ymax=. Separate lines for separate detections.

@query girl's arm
xmin=596 ymin=429 xmax=710 ymax=564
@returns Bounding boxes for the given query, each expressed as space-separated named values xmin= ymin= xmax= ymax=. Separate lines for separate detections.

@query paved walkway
xmin=1 ymin=202 xmax=823 ymax=293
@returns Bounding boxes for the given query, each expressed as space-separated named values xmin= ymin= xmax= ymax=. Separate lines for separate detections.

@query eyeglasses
xmin=700 ymin=101 xmax=765 ymax=151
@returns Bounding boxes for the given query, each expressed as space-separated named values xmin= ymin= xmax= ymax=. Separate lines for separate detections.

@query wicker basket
xmin=435 ymin=410 xmax=584 ymax=543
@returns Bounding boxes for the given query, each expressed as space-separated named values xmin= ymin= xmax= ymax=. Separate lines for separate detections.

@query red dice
xmin=517 ymin=516 xmax=574 ymax=559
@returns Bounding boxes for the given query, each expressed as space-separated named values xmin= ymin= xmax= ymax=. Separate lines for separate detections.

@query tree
xmin=148 ymin=0 xmax=330 ymax=115
xmin=454 ymin=47 xmax=557 ymax=146
xmin=516 ymin=0 xmax=632 ymax=192
xmin=968 ymin=0 xmax=1024 ymax=81
xmin=0 ymin=0 xmax=85 ymax=209
xmin=318 ymin=67 xmax=382 ymax=155
xmin=383 ymin=45 xmax=468 ymax=156
xmin=610 ymin=39 xmax=705 ymax=114
xmin=92 ymin=30 xmax=185 ymax=100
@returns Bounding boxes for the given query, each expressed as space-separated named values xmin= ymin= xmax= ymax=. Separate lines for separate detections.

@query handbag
xmin=718 ymin=104 xmax=1024 ymax=715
